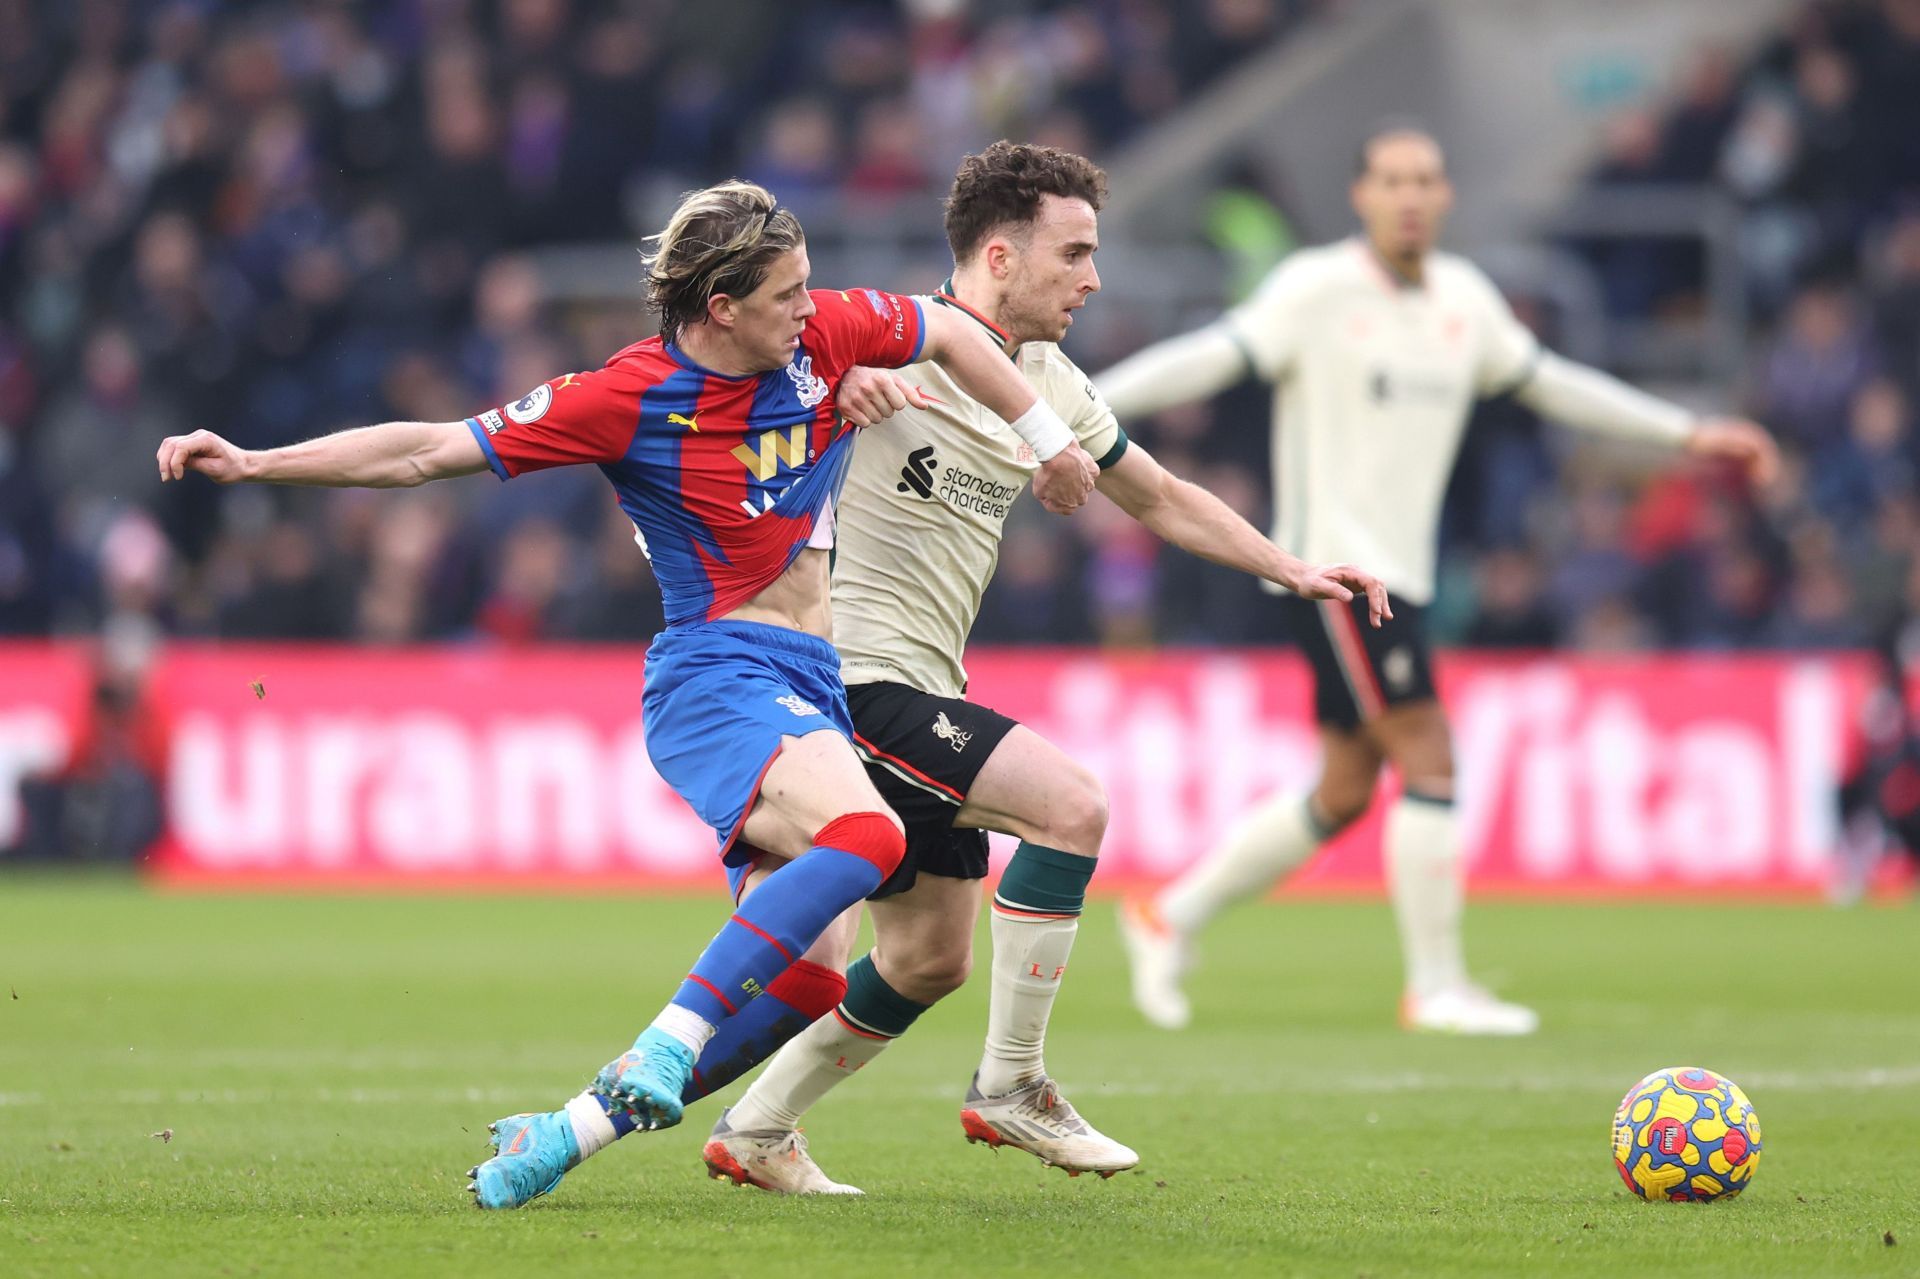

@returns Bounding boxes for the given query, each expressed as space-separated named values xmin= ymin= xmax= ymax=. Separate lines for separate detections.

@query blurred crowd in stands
xmin=2 ymin=0 xmax=1916 ymax=668
xmin=1556 ymin=0 xmax=1920 ymax=661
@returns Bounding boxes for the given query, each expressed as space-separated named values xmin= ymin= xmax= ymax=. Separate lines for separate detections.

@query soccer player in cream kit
xmin=692 ymin=143 xmax=1386 ymax=1193
xmin=1101 ymin=128 xmax=1779 ymax=1035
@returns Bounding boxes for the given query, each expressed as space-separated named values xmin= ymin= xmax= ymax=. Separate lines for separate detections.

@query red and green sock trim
xmin=992 ymin=841 xmax=1096 ymax=919
xmin=832 ymin=954 xmax=928 ymax=1040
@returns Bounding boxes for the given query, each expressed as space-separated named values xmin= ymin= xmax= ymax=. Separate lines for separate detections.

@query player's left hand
xmin=1685 ymin=418 xmax=1779 ymax=488
xmin=1288 ymin=562 xmax=1393 ymax=628
xmin=835 ymin=366 xmax=932 ymax=428
xmin=1032 ymin=441 xmax=1099 ymax=514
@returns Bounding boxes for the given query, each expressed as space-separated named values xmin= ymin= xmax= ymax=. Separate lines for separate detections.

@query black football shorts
xmin=845 ymin=681 xmax=1019 ymax=899
xmin=1272 ymin=594 xmax=1437 ymax=730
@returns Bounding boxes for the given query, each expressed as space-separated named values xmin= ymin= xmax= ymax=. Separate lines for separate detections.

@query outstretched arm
xmin=1097 ymin=443 xmax=1390 ymax=626
xmin=918 ymin=305 xmax=1098 ymax=513
xmin=1513 ymin=352 xmax=1779 ymax=485
xmin=1093 ymin=322 xmax=1252 ymax=420
xmin=156 ymin=420 xmax=488 ymax=487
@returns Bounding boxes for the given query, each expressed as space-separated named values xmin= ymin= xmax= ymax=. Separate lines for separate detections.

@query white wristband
xmin=1006 ymin=398 xmax=1076 ymax=462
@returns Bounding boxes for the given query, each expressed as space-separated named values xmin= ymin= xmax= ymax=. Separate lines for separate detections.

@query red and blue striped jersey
xmin=465 ymin=288 xmax=926 ymax=625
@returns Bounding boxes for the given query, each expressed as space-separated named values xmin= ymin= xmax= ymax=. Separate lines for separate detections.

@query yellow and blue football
xmin=1612 ymin=1067 xmax=1762 ymax=1202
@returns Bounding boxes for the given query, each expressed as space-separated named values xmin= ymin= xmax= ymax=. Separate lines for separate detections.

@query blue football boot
xmin=592 ymin=1028 xmax=696 ymax=1130
xmin=467 ymin=1110 xmax=580 ymax=1210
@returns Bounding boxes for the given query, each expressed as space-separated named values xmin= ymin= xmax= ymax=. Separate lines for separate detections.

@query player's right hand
xmin=1684 ymin=418 xmax=1780 ymax=488
xmin=1284 ymin=560 xmax=1393 ymax=628
xmin=157 ymin=429 xmax=253 ymax=483
xmin=1032 ymin=441 xmax=1099 ymax=515
xmin=835 ymin=366 xmax=932 ymax=428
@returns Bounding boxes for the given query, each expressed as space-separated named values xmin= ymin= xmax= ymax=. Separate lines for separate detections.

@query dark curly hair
xmin=943 ymin=141 xmax=1108 ymax=264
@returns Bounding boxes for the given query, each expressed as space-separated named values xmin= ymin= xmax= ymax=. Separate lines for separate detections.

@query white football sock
xmin=975 ymin=908 xmax=1079 ymax=1096
xmin=726 ymin=1011 xmax=892 ymax=1134
xmin=564 ymin=1091 xmax=618 ymax=1159
xmin=647 ymin=1004 xmax=716 ymax=1056
xmin=1383 ymin=792 xmax=1467 ymax=998
xmin=1157 ymin=792 xmax=1330 ymax=935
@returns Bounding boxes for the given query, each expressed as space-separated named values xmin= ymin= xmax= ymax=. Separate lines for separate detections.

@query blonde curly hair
xmin=644 ymin=180 xmax=806 ymax=340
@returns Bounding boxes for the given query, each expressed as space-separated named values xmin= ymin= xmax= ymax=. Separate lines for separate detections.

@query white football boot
xmin=701 ymin=1108 xmax=863 ymax=1195
xmin=1117 ymin=897 xmax=1193 ymax=1031
xmin=1402 ymin=984 xmax=1539 ymax=1036
xmin=960 ymin=1074 xmax=1140 ymax=1178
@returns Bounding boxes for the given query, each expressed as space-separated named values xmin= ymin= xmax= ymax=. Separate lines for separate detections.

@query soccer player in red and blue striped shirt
xmin=156 ymin=179 xmax=1101 ymax=1209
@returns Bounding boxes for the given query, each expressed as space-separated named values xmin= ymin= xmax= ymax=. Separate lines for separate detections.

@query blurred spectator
xmin=36 ymin=324 xmax=176 ymax=534
xmin=217 ymin=519 xmax=348 ymax=640
xmin=1808 ymin=377 xmax=1915 ymax=529
xmin=16 ymin=643 xmax=163 ymax=863
xmin=1870 ymin=211 xmax=1920 ymax=396
xmin=742 ymin=98 xmax=844 ymax=219
xmin=1766 ymin=519 xmax=1868 ymax=649
xmin=1658 ymin=48 xmax=1741 ymax=182
xmin=1568 ymin=595 xmax=1657 ymax=654
xmin=1853 ymin=493 xmax=1920 ymax=638
xmin=352 ymin=496 xmax=458 ymax=644
xmin=1759 ymin=283 xmax=1878 ymax=449
xmin=1583 ymin=108 xmax=1692 ymax=319
xmin=1464 ymin=547 xmax=1560 ymax=650
xmin=0 ymin=411 xmax=56 ymax=634
xmin=552 ymin=505 xmax=668 ymax=642
xmin=844 ymin=98 xmax=929 ymax=204
xmin=475 ymin=516 xmax=571 ymax=646
xmin=1545 ymin=484 xmax=1642 ymax=633
xmin=1787 ymin=42 xmax=1877 ymax=245
xmin=1693 ymin=546 xmax=1778 ymax=648
xmin=974 ymin=522 xmax=1093 ymax=645
xmin=1203 ymin=161 xmax=1299 ymax=302
xmin=1082 ymin=506 xmax=1160 ymax=647
xmin=1173 ymin=0 xmax=1284 ymax=91
xmin=1768 ymin=567 xmax=1869 ymax=649
xmin=1151 ymin=460 xmax=1271 ymax=645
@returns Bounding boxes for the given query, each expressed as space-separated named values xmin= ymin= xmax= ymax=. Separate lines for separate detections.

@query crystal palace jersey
xmin=464 ymin=288 xmax=926 ymax=626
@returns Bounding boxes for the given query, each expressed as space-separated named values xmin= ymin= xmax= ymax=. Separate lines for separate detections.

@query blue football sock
xmin=669 ymin=844 xmax=884 ymax=1026
xmin=682 ymin=959 xmax=847 ymax=1103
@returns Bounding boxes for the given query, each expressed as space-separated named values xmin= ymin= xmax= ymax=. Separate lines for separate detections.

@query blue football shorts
xmin=641 ymin=618 xmax=854 ymax=885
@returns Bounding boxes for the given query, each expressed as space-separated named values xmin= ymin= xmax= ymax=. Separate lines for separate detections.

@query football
xmin=1612 ymin=1067 xmax=1763 ymax=1202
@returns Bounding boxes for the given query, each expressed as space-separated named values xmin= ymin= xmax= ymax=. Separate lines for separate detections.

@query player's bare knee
xmin=889 ymin=942 xmax=972 ymax=1002
xmin=1377 ymin=705 xmax=1453 ymax=783
xmin=1043 ymin=770 xmax=1108 ymax=857
xmin=1313 ymin=779 xmax=1374 ymax=830
xmin=914 ymin=946 xmax=973 ymax=1000
xmin=927 ymin=949 xmax=972 ymax=999
xmin=1392 ymin=738 xmax=1454 ymax=796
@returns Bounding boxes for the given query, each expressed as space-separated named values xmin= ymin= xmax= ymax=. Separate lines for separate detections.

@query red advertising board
xmin=120 ymin=644 xmax=1877 ymax=894
xmin=144 ymin=646 xmax=711 ymax=886
xmin=967 ymin=650 xmax=1871 ymax=892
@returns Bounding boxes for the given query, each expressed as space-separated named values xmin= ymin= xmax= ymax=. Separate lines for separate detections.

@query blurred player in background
xmin=1832 ymin=644 xmax=1920 ymax=904
xmin=155 ymin=178 xmax=1102 ymax=1209
xmin=695 ymin=143 xmax=1386 ymax=1194
xmin=1099 ymin=127 xmax=1779 ymax=1035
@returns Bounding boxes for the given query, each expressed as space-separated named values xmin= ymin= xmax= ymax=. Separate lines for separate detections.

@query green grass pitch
xmin=2 ymin=876 xmax=1915 ymax=1278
